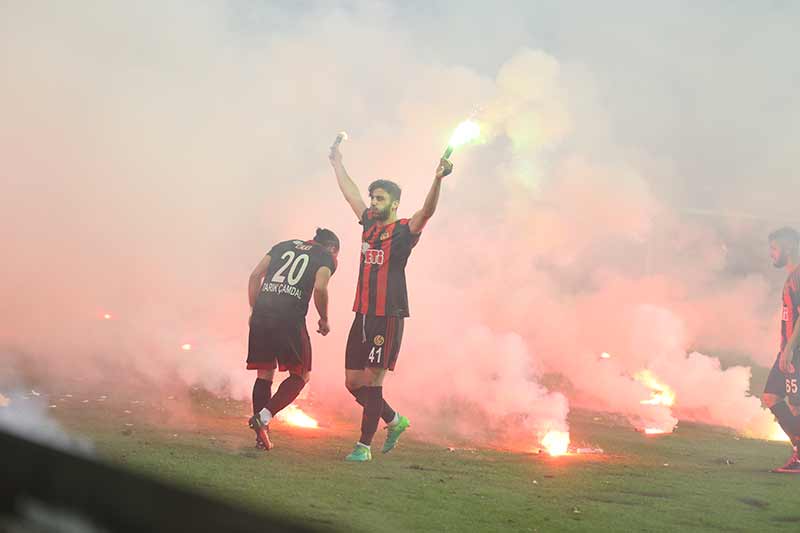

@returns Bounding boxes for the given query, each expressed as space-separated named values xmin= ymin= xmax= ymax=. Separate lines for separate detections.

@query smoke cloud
xmin=2 ymin=2 xmax=799 ymax=449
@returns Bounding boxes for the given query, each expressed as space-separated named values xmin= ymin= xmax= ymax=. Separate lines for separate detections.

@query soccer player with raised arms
xmin=329 ymin=138 xmax=453 ymax=462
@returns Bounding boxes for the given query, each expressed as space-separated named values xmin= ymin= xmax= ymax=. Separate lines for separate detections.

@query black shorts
xmin=764 ymin=353 xmax=800 ymax=405
xmin=345 ymin=313 xmax=404 ymax=371
xmin=246 ymin=315 xmax=311 ymax=375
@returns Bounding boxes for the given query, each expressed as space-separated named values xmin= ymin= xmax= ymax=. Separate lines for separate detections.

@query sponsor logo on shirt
xmin=364 ymin=249 xmax=385 ymax=265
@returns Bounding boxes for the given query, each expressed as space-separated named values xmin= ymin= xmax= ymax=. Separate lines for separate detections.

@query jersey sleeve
xmin=320 ymin=250 xmax=337 ymax=275
xmin=791 ymin=270 xmax=800 ymax=313
xmin=399 ymin=219 xmax=421 ymax=248
xmin=266 ymin=242 xmax=282 ymax=258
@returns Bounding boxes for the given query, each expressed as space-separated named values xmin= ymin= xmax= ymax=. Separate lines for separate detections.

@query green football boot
xmin=345 ymin=443 xmax=372 ymax=462
xmin=382 ymin=415 xmax=410 ymax=454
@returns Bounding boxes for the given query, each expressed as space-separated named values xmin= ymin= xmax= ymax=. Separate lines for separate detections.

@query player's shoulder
xmin=790 ymin=265 xmax=800 ymax=287
xmin=395 ymin=218 xmax=421 ymax=237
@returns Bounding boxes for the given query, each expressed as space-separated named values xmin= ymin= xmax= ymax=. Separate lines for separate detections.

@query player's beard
xmin=372 ymin=206 xmax=391 ymax=221
xmin=774 ymin=251 xmax=788 ymax=268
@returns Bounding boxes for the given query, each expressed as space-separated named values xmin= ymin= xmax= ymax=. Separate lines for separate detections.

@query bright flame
xmin=447 ymin=120 xmax=481 ymax=148
xmin=644 ymin=428 xmax=667 ymax=435
xmin=103 ymin=313 xmax=112 ymax=320
xmin=181 ymin=343 xmax=192 ymax=351
xmin=769 ymin=423 xmax=791 ymax=442
xmin=635 ymin=370 xmax=676 ymax=407
xmin=275 ymin=404 xmax=319 ymax=429
xmin=541 ymin=430 xmax=570 ymax=456
xmin=600 ymin=352 xmax=612 ymax=359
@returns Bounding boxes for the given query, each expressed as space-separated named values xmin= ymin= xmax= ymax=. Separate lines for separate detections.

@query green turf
xmin=46 ymin=387 xmax=800 ymax=533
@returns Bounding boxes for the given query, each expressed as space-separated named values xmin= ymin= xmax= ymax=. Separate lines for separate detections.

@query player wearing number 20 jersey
xmin=252 ymin=239 xmax=338 ymax=323
xmin=246 ymin=228 xmax=338 ymax=451
xmin=248 ymin=235 xmax=337 ymax=374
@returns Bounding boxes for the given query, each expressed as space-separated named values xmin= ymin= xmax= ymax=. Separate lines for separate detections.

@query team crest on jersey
xmin=380 ymin=231 xmax=390 ymax=240
xmin=373 ymin=335 xmax=385 ymax=346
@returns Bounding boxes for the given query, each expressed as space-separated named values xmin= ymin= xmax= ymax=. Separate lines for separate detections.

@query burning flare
xmin=541 ymin=430 xmax=570 ymax=456
xmin=275 ymin=404 xmax=319 ymax=429
xmin=635 ymin=370 xmax=676 ymax=407
xmin=448 ymin=120 xmax=481 ymax=148
xmin=443 ymin=120 xmax=481 ymax=158
xmin=181 ymin=343 xmax=192 ymax=351
xmin=769 ymin=423 xmax=791 ymax=442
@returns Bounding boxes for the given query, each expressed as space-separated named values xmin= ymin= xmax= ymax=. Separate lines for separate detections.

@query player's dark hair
xmin=313 ymin=228 xmax=340 ymax=252
xmin=769 ymin=227 xmax=800 ymax=255
xmin=368 ymin=179 xmax=402 ymax=203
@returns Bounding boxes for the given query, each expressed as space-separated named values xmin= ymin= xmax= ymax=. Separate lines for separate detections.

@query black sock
xmin=349 ymin=387 xmax=396 ymax=424
xmin=770 ymin=403 xmax=798 ymax=440
xmin=266 ymin=374 xmax=306 ymax=417
xmin=359 ymin=387 xmax=383 ymax=446
xmin=252 ymin=378 xmax=272 ymax=416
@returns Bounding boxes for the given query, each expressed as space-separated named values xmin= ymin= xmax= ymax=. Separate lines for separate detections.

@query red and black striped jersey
xmin=781 ymin=265 xmax=800 ymax=352
xmin=253 ymin=239 xmax=336 ymax=321
xmin=353 ymin=209 xmax=420 ymax=317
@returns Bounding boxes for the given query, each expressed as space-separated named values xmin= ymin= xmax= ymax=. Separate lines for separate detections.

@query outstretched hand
xmin=329 ymin=143 xmax=342 ymax=166
xmin=436 ymin=158 xmax=453 ymax=179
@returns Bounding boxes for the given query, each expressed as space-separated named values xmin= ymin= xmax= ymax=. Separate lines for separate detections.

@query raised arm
xmin=329 ymin=143 xmax=367 ymax=219
xmin=248 ymin=254 xmax=272 ymax=308
xmin=313 ymin=266 xmax=333 ymax=335
xmin=408 ymin=158 xmax=453 ymax=234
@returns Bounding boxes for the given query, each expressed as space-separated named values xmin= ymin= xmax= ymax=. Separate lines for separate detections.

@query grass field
xmin=20 ymin=375 xmax=798 ymax=533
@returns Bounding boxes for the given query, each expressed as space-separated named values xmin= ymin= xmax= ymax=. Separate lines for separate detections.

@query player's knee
xmin=289 ymin=370 xmax=310 ymax=384
xmin=257 ymin=369 xmax=274 ymax=380
xmin=366 ymin=368 xmax=386 ymax=386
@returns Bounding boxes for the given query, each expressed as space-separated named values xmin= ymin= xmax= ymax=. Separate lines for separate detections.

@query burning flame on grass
xmin=103 ymin=313 xmax=112 ymax=320
xmin=540 ymin=430 xmax=570 ymax=456
xmin=275 ymin=404 xmax=319 ymax=429
xmin=635 ymin=370 xmax=676 ymax=407
xmin=644 ymin=428 xmax=667 ymax=435
xmin=768 ymin=423 xmax=791 ymax=442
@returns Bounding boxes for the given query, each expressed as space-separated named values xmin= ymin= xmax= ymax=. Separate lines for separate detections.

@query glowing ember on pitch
xmin=769 ymin=423 xmax=791 ymax=442
xmin=540 ymin=430 xmax=570 ymax=456
xmin=181 ymin=343 xmax=192 ymax=351
xmin=103 ymin=313 xmax=112 ymax=320
xmin=635 ymin=370 xmax=676 ymax=407
xmin=644 ymin=428 xmax=668 ymax=435
xmin=275 ymin=404 xmax=319 ymax=429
